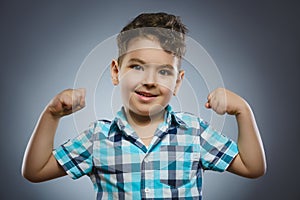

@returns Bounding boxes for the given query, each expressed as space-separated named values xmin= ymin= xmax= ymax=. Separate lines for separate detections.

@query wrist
xmin=235 ymin=99 xmax=251 ymax=116
xmin=43 ymin=106 xmax=62 ymax=122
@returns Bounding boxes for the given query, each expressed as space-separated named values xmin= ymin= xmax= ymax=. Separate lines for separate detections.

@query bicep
xmin=35 ymin=155 xmax=67 ymax=182
xmin=226 ymin=154 xmax=252 ymax=178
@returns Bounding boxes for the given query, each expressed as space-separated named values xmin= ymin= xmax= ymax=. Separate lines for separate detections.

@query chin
xmin=136 ymin=104 xmax=166 ymax=116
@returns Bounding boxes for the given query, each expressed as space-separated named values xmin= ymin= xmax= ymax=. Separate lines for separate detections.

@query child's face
xmin=111 ymin=37 xmax=184 ymax=117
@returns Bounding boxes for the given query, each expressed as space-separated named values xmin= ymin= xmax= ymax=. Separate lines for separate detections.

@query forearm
xmin=235 ymin=102 xmax=266 ymax=177
xmin=22 ymin=107 xmax=60 ymax=179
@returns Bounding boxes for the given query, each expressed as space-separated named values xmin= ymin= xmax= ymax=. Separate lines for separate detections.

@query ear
xmin=173 ymin=70 xmax=185 ymax=96
xmin=110 ymin=59 xmax=120 ymax=85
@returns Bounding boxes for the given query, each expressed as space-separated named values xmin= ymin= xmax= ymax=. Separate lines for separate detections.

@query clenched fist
xmin=205 ymin=88 xmax=248 ymax=116
xmin=47 ymin=88 xmax=86 ymax=118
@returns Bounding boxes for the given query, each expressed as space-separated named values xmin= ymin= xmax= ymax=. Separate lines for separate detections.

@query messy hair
xmin=117 ymin=12 xmax=188 ymax=66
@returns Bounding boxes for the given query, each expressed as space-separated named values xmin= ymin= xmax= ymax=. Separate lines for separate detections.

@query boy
xmin=22 ymin=13 xmax=266 ymax=199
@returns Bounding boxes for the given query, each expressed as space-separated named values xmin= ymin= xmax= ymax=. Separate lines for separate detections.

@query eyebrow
xmin=127 ymin=58 xmax=146 ymax=65
xmin=127 ymin=58 xmax=175 ymax=70
xmin=158 ymin=64 xmax=175 ymax=70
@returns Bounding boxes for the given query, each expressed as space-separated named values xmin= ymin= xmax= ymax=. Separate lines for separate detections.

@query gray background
xmin=1 ymin=0 xmax=299 ymax=199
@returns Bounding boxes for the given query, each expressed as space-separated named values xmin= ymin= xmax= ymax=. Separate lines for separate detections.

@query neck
xmin=125 ymin=108 xmax=165 ymax=128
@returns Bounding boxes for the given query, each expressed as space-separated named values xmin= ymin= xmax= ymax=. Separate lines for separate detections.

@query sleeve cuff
xmin=213 ymin=141 xmax=239 ymax=172
xmin=53 ymin=145 xmax=82 ymax=180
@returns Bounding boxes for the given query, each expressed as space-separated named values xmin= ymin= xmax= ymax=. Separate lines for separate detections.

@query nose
xmin=142 ymin=69 xmax=157 ymax=86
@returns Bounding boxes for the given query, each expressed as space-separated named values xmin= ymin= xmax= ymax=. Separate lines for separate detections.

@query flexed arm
xmin=205 ymin=88 xmax=266 ymax=178
xmin=22 ymin=88 xmax=86 ymax=182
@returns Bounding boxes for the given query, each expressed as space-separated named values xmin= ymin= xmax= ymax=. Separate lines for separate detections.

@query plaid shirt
xmin=53 ymin=105 xmax=238 ymax=199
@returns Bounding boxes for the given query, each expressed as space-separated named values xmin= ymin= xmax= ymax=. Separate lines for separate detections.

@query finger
xmin=206 ymin=91 xmax=213 ymax=109
xmin=215 ymin=106 xmax=226 ymax=115
xmin=77 ymin=88 xmax=86 ymax=97
xmin=72 ymin=104 xmax=84 ymax=113
xmin=208 ymin=97 xmax=221 ymax=115
xmin=78 ymin=88 xmax=86 ymax=108
xmin=210 ymin=97 xmax=218 ymax=111
xmin=207 ymin=92 xmax=213 ymax=101
xmin=205 ymin=102 xmax=211 ymax=109
xmin=79 ymin=96 xmax=86 ymax=108
xmin=213 ymin=99 xmax=227 ymax=115
xmin=60 ymin=93 xmax=73 ymax=110
xmin=71 ymin=89 xmax=86 ymax=111
xmin=71 ymin=93 xmax=82 ymax=109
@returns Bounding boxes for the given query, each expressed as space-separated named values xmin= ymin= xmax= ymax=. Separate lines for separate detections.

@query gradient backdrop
xmin=1 ymin=1 xmax=299 ymax=199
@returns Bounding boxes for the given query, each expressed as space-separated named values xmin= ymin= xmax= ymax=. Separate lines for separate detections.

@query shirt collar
xmin=114 ymin=107 xmax=134 ymax=137
xmin=109 ymin=105 xmax=188 ymax=137
xmin=163 ymin=105 xmax=188 ymax=129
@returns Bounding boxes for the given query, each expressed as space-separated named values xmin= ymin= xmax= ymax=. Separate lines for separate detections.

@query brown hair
xmin=117 ymin=12 xmax=188 ymax=66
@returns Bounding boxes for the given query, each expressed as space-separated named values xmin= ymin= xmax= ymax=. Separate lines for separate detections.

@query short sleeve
xmin=199 ymin=119 xmax=238 ymax=172
xmin=53 ymin=122 xmax=95 ymax=179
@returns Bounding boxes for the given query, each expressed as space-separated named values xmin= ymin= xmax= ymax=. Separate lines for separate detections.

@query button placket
xmin=144 ymin=157 xmax=149 ymax=163
xmin=142 ymin=153 xmax=154 ymax=198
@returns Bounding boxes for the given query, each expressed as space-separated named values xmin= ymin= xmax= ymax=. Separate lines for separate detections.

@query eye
xmin=130 ymin=65 xmax=143 ymax=71
xmin=159 ymin=69 xmax=173 ymax=76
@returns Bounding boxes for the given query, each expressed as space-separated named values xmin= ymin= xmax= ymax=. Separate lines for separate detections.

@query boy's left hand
xmin=205 ymin=88 xmax=247 ymax=116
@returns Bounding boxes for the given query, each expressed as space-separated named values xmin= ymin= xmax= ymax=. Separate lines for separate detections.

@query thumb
xmin=205 ymin=102 xmax=211 ymax=109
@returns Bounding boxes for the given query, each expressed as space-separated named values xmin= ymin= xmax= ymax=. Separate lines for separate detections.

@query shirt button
xmin=193 ymin=153 xmax=199 ymax=160
xmin=144 ymin=157 xmax=149 ymax=163
xmin=145 ymin=188 xmax=150 ymax=193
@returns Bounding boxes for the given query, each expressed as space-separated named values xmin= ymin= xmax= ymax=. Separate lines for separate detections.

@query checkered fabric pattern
xmin=53 ymin=105 xmax=238 ymax=199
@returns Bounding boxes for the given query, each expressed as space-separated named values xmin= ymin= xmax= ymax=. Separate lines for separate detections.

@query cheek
xmin=158 ymin=78 xmax=177 ymax=93
xmin=119 ymin=82 xmax=133 ymax=106
xmin=159 ymin=83 xmax=175 ymax=99
xmin=120 ymin=71 xmax=141 ymax=87
xmin=119 ymin=72 xmax=140 ymax=98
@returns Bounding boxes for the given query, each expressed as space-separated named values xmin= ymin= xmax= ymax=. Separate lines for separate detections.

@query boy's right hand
xmin=47 ymin=88 xmax=86 ymax=118
xmin=22 ymin=88 xmax=86 ymax=182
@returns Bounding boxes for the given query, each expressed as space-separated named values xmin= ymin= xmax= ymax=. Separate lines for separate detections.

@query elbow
xmin=22 ymin=173 xmax=43 ymax=183
xmin=247 ymin=170 xmax=266 ymax=179
xmin=21 ymin=170 xmax=35 ymax=183
xmin=247 ymin=165 xmax=267 ymax=179
xmin=21 ymin=166 xmax=43 ymax=183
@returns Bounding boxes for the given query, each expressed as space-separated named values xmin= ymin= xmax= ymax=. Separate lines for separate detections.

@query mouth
xmin=135 ymin=91 xmax=158 ymax=98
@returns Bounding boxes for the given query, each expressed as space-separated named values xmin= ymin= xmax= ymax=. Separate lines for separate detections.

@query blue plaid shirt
xmin=53 ymin=105 xmax=238 ymax=199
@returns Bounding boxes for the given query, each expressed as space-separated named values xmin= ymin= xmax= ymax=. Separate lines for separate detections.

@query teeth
xmin=141 ymin=93 xmax=151 ymax=97
xmin=137 ymin=92 xmax=154 ymax=97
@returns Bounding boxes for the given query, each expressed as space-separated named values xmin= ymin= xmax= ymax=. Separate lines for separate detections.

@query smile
xmin=135 ymin=91 xmax=158 ymax=97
